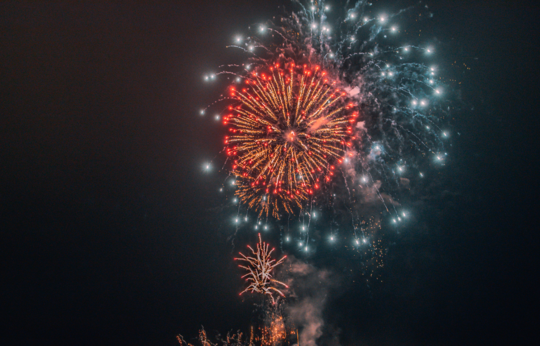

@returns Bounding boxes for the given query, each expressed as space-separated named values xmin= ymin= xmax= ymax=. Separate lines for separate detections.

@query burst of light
xmin=260 ymin=26 xmax=265 ymax=32
xmin=302 ymin=226 xmax=305 ymax=231
xmin=379 ymin=16 xmax=386 ymax=22
xmin=404 ymin=47 xmax=409 ymax=52
xmin=364 ymin=17 xmax=368 ymax=22
xmin=224 ymin=63 xmax=353 ymax=219
xmin=311 ymin=23 xmax=317 ymax=29
xmin=204 ymin=163 xmax=210 ymax=171
xmin=236 ymin=77 xmax=241 ymax=82
xmin=350 ymin=13 xmax=356 ymax=19
xmin=235 ymin=234 xmax=288 ymax=304
xmin=330 ymin=235 xmax=334 ymax=241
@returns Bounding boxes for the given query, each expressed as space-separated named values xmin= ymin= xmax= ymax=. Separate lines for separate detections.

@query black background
xmin=1 ymin=1 xmax=538 ymax=345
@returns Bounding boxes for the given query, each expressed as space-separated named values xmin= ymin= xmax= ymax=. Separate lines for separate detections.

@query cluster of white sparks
xmin=235 ymin=233 xmax=288 ymax=304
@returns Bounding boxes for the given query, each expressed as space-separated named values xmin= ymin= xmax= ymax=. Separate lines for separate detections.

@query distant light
xmin=299 ymin=242 xmax=303 ymax=246
xmin=355 ymin=239 xmax=359 ymax=245
xmin=264 ymin=225 xmax=268 ymax=230
xmin=419 ymin=172 xmax=424 ymax=177
xmin=437 ymin=156 xmax=443 ymax=161
xmin=388 ymin=72 xmax=393 ymax=76
xmin=364 ymin=17 xmax=368 ymax=22
xmin=398 ymin=217 xmax=402 ymax=221
xmin=219 ymin=188 xmax=223 ymax=192
xmin=325 ymin=5 xmax=330 ymax=11
xmin=443 ymin=132 xmax=448 ymax=137
xmin=204 ymin=75 xmax=209 ymax=81
xmin=426 ymin=126 xmax=430 ymax=130
xmin=351 ymin=36 xmax=355 ymax=42
xmin=329 ymin=53 xmax=334 ymax=58
xmin=435 ymin=89 xmax=441 ymax=94
xmin=412 ymin=100 xmax=417 ymax=106
xmin=305 ymin=246 xmax=308 ymax=252
xmin=330 ymin=236 xmax=334 ymax=241
xmin=286 ymin=237 xmax=290 ymax=241
xmin=391 ymin=26 xmax=397 ymax=32
xmin=248 ymin=46 xmax=254 ymax=51
xmin=393 ymin=219 xmax=397 ymax=223
xmin=236 ymin=77 xmax=241 ymax=82
xmin=302 ymin=226 xmax=305 ymax=231
xmin=362 ymin=176 xmax=367 ymax=182
xmin=244 ymin=217 xmax=248 ymax=221
xmin=215 ymin=115 xmax=220 ymax=121
xmin=235 ymin=36 xmax=242 ymax=43
xmin=200 ymin=110 xmax=205 ymax=115
xmin=312 ymin=23 xmax=317 ymax=29
xmin=429 ymin=79 xmax=434 ymax=84
xmin=205 ymin=164 xmax=210 ymax=170
xmin=313 ymin=212 xmax=317 ymax=218
xmin=363 ymin=238 xmax=367 ymax=243
xmin=420 ymin=100 xmax=427 ymax=106
xmin=255 ymin=225 xmax=258 ymax=230
xmin=259 ymin=26 xmax=265 ymax=32
xmin=404 ymin=47 xmax=409 ymax=52
xmin=427 ymin=48 xmax=432 ymax=53
xmin=402 ymin=212 xmax=406 ymax=217
xmin=379 ymin=16 xmax=386 ymax=22
xmin=233 ymin=198 xmax=237 ymax=203
xmin=350 ymin=13 xmax=356 ymax=19
xmin=235 ymin=218 xmax=238 ymax=223
xmin=231 ymin=180 xmax=236 ymax=185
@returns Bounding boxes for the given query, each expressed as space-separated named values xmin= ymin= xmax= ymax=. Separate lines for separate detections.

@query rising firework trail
xmin=235 ymin=233 xmax=288 ymax=304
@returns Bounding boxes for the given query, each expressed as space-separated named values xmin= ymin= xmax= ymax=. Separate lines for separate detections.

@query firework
xmin=235 ymin=233 xmax=288 ymax=303
xmin=203 ymin=0 xmax=453 ymax=244
xmin=225 ymin=63 xmax=356 ymax=219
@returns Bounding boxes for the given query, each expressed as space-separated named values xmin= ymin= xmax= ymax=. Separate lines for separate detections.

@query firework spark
xmin=235 ymin=234 xmax=288 ymax=303
xmin=225 ymin=63 xmax=356 ymax=219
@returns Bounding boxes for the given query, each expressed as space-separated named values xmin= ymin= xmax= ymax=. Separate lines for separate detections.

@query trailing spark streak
xmin=225 ymin=63 xmax=356 ymax=219
xmin=235 ymin=233 xmax=288 ymax=304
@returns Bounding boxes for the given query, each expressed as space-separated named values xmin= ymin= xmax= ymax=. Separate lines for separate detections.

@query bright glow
xmin=362 ymin=176 xmax=367 ymax=182
xmin=412 ymin=100 xmax=417 ymax=106
xmin=259 ymin=26 xmax=265 ymax=32
xmin=235 ymin=218 xmax=238 ymax=223
xmin=351 ymin=36 xmax=355 ymax=42
xmin=443 ymin=132 xmax=448 ymax=137
xmin=244 ymin=217 xmax=248 ymax=221
xmin=200 ymin=110 xmax=205 ymax=115
xmin=286 ymin=236 xmax=290 ymax=241
xmin=302 ymin=226 xmax=305 ymax=231
xmin=248 ymin=46 xmax=254 ymax=51
xmin=429 ymin=79 xmax=434 ymax=84
xmin=330 ymin=236 xmax=334 ymax=241
xmin=325 ymin=5 xmax=330 ymax=11
xmin=363 ymin=238 xmax=367 ymax=243
xmin=364 ymin=17 xmax=368 ymax=22
xmin=355 ymin=239 xmax=359 ymax=245
xmin=402 ymin=212 xmax=406 ymax=217
xmin=264 ymin=225 xmax=268 ymax=230
xmin=420 ymin=100 xmax=427 ymax=106
xmin=404 ymin=47 xmax=409 ymax=52
xmin=379 ymin=16 xmax=386 ymax=22
xmin=312 ymin=23 xmax=317 ymax=29
xmin=215 ymin=115 xmax=220 ymax=121
xmin=393 ymin=219 xmax=397 ymax=223
xmin=350 ymin=13 xmax=356 ymax=18
xmin=419 ymin=172 xmax=424 ymax=177
xmin=435 ymin=89 xmax=441 ymax=94
xmin=205 ymin=164 xmax=210 ymax=170
xmin=305 ymin=246 xmax=308 ymax=252
xmin=391 ymin=26 xmax=397 ymax=32
xmin=236 ymin=36 xmax=242 ymax=43
xmin=233 ymin=198 xmax=237 ymax=203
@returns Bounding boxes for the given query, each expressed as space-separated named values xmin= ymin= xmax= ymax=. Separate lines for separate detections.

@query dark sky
xmin=1 ymin=1 xmax=538 ymax=345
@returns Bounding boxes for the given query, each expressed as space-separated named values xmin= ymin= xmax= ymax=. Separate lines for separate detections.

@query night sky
xmin=1 ymin=1 xmax=538 ymax=345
